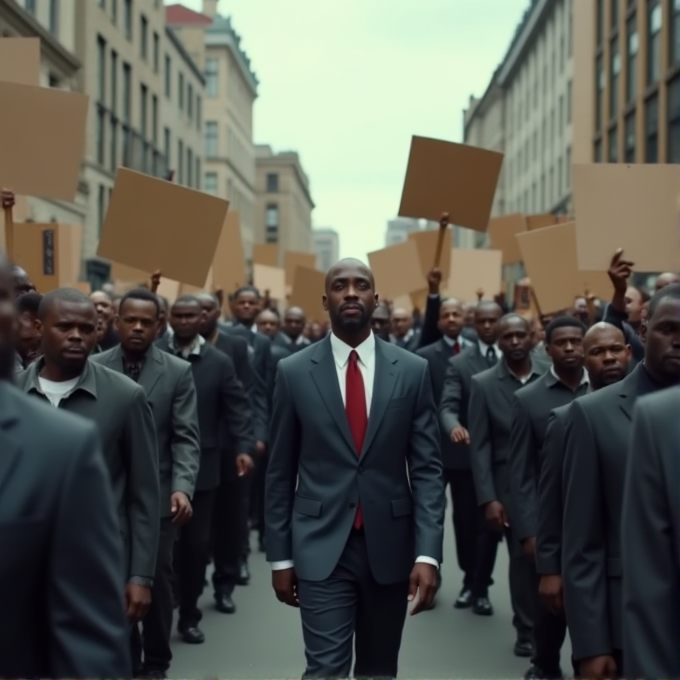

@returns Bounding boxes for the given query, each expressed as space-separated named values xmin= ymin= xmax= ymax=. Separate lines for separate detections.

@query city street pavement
xmin=170 ymin=500 xmax=572 ymax=679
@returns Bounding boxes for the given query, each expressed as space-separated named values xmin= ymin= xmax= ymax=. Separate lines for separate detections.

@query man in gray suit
xmin=0 ymin=255 xmax=131 ymax=680
xmin=266 ymin=258 xmax=445 ymax=679
xmin=467 ymin=314 xmax=550 ymax=658
xmin=15 ymin=288 xmax=160 ymax=626
xmin=562 ymin=283 xmax=680 ymax=680
xmin=92 ymin=288 xmax=200 ymax=678
xmin=622 ymin=388 xmax=680 ymax=680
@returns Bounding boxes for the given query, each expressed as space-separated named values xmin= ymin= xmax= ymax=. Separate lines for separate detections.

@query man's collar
xmin=27 ymin=357 xmax=97 ymax=398
xmin=547 ymin=365 xmax=589 ymax=388
xmin=168 ymin=333 xmax=205 ymax=357
xmin=329 ymin=332 xmax=375 ymax=368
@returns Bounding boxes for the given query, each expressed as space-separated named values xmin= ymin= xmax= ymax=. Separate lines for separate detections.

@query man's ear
xmin=322 ymin=295 xmax=328 ymax=312
xmin=34 ymin=318 xmax=43 ymax=340
xmin=639 ymin=320 xmax=647 ymax=344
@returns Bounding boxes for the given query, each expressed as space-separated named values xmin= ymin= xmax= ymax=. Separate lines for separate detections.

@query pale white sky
xmin=175 ymin=0 xmax=529 ymax=260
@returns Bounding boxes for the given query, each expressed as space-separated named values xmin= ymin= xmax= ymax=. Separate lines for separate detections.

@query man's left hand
xmin=236 ymin=453 xmax=254 ymax=477
xmin=408 ymin=563 xmax=438 ymax=615
xmin=125 ymin=583 xmax=151 ymax=623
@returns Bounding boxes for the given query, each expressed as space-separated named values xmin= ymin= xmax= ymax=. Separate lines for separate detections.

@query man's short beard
xmin=331 ymin=310 xmax=371 ymax=333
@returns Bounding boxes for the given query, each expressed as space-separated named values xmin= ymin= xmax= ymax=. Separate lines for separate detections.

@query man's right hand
xmin=484 ymin=501 xmax=508 ymax=533
xmin=539 ymin=574 xmax=564 ymax=614
xmin=427 ymin=267 xmax=442 ymax=295
xmin=272 ymin=567 xmax=299 ymax=608
xmin=450 ymin=426 xmax=470 ymax=444
xmin=607 ymin=249 xmax=634 ymax=293
xmin=579 ymin=655 xmax=617 ymax=680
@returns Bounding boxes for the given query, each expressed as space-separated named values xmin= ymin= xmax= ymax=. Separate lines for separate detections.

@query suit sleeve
xmin=251 ymin=350 xmax=270 ymax=444
xmin=407 ymin=362 xmax=445 ymax=564
xmin=468 ymin=377 xmax=496 ymax=506
xmin=125 ymin=386 xmax=161 ymax=580
xmin=508 ymin=392 xmax=537 ymax=541
xmin=439 ymin=358 xmax=463 ymax=435
xmin=417 ymin=294 xmax=442 ymax=349
xmin=562 ymin=399 xmax=610 ymax=660
xmin=536 ymin=409 xmax=566 ymax=575
xmin=265 ymin=362 xmax=301 ymax=563
xmin=170 ymin=364 xmax=200 ymax=499
xmin=622 ymin=400 xmax=680 ymax=680
xmin=220 ymin=353 xmax=255 ymax=455
xmin=49 ymin=424 xmax=132 ymax=679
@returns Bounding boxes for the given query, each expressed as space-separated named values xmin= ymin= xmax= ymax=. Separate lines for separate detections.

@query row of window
xmin=98 ymin=0 xmax=162 ymax=43
xmin=164 ymin=55 xmax=202 ymax=127
xmin=266 ymin=204 xmax=279 ymax=244
xmin=509 ymin=149 xmax=572 ymax=215
xmin=23 ymin=0 xmax=58 ymax=35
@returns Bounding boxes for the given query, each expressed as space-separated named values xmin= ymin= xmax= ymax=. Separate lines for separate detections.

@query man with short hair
xmin=275 ymin=306 xmax=311 ymax=353
xmin=370 ymin=303 xmax=391 ymax=341
xmin=390 ymin=307 xmax=420 ymax=351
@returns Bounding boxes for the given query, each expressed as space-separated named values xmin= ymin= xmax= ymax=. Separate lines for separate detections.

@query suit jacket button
xmin=349 ymin=502 xmax=356 ymax=509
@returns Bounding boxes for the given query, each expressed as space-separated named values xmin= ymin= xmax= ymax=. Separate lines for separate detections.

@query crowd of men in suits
xmin=1 ymin=215 xmax=679 ymax=679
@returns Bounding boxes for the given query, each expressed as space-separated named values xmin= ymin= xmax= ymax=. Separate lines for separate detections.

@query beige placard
xmin=526 ymin=214 xmax=558 ymax=231
xmin=392 ymin=294 xmax=414 ymax=314
xmin=488 ymin=213 xmax=527 ymax=264
xmin=179 ymin=267 xmax=214 ymax=295
xmin=289 ymin=266 xmax=326 ymax=322
xmin=448 ymin=248 xmax=503 ymax=303
xmin=253 ymin=264 xmax=286 ymax=300
xmin=368 ymin=239 xmax=423 ymax=300
xmin=408 ymin=228 xmax=452 ymax=280
xmin=573 ymin=163 xmax=680 ymax=272
xmin=253 ymin=243 xmax=278 ymax=267
xmin=98 ymin=168 xmax=229 ymax=288
xmin=0 ymin=38 xmax=40 ymax=86
xmin=156 ymin=278 xmax=181 ymax=302
xmin=110 ymin=262 xmax=151 ymax=284
xmin=0 ymin=81 xmax=89 ymax=201
xmin=398 ymin=136 xmax=504 ymax=230
xmin=409 ymin=288 xmax=430 ymax=312
xmin=516 ymin=222 xmax=612 ymax=315
xmin=212 ymin=211 xmax=248 ymax=301
xmin=284 ymin=251 xmax=317 ymax=286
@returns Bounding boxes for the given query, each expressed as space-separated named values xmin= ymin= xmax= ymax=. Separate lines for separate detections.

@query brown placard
xmin=156 ymin=278 xmax=181 ymax=302
xmin=392 ymin=294 xmax=414 ymax=314
xmin=212 ymin=211 xmax=248 ymax=302
xmin=573 ymin=163 xmax=680 ymax=272
xmin=0 ymin=38 xmax=41 ymax=85
xmin=448 ymin=248 xmax=502 ymax=303
xmin=179 ymin=268 xmax=214 ymax=295
xmin=110 ymin=262 xmax=150 ymax=284
xmin=289 ymin=266 xmax=326 ymax=321
xmin=516 ymin=222 xmax=612 ymax=315
xmin=488 ymin=213 xmax=527 ymax=264
xmin=97 ymin=168 xmax=229 ymax=287
xmin=398 ymin=136 xmax=504 ymax=230
xmin=0 ymin=81 xmax=89 ymax=201
xmin=253 ymin=264 xmax=286 ymax=300
xmin=408 ymin=228 xmax=452 ymax=280
xmin=74 ymin=281 xmax=92 ymax=295
xmin=284 ymin=251 xmax=317 ymax=286
xmin=253 ymin=243 xmax=279 ymax=267
xmin=367 ymin=239 xmax=423 ymax=300
xmin=408 ymin=288 xmax=429 ymax=312
xmin=526 ymin=214 xmax=558 ymax=231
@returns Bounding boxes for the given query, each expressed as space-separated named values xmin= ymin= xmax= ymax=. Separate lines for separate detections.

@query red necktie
xmin=452 ymin=340 xmax=460 ymax=355
xmin=346 ymin=350 xmax=367 ymax=529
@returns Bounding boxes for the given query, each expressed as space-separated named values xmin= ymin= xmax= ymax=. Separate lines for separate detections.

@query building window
xmin=557 ymin=157 xmax=562 ymax=196
xmin=204 ymin=172 xmax=218 ymax=195
xmin=110 ymin=50 xmax=118 ymax=113
xmin=611 ymin=0 xmax=619 ymax=28
xmin=610 ymin=36 xmax=620 ymax=119
xmin=266 ymin=204 xmax=279 ymax=234
xmin=178 ymin=140 xmax=184 ymax=184
xmin=164 ymin=127 xmax=171 ymax=166
xmin=205 ymin=57 xmax=218 ymax=97
xmin=111 ymin=0 xmax=117 ymax=23
xmin=151 ymin=95 xmax=158 ymax=144
xmin=99 ymin=0 xmax=105 ymax=7
xmin=624 ymin=111 xmax=636 ymax=162
xmin=195 ymin=158 xmax=201 ymax=190
xmin=98 ymin=185 xmax=106 ymax=235
xmin=153 ymin=32 xmax=159 ymax=72
xmin=204 ymin=121 xmax=218 ymax=157
xmin=595 ymin=138 xmax=603 ymax=161
xmin=597 ymin=0 xmax=605 ymax=45
xmin=567 ymin=80 xmax=572 ymax=123
xmin=568 ymin=4 xmax=573 ymax=57
xmin=178 ymin=72 xmax=184 ymax=109
xmin=645 ymin=94 xmax=659 ymax=161
xmin=596 ymin=54 xmax=605 ymax=131
xmin=566 ymin=146 xmax=572 ymax=188
xmin=123 ymin=0 xmax=132 ymax=40
xmin=25 ymin=0 xmax=35 ymax=13
xmin=49 ymin=0 xmax=59 ymax=34
xmin=96 ymin=107 xmax=105 ymax=165
xmin=164 ymin=56 xmax=171 ymax=98
xmin=266 ymin=173 xmax=278 ymax=192
xmin=560 ymin=34 xmax=565 ymax=73
xmin=96 ymin=36 xmax=106 ymax=103
xmin=188 ymin=84 xmax=193 ymax=120
xmin=647 ymin=0 xmax=662 ymax=85
xmin=668 ymin=74 xmax=680 ymax=162
xmin=672 ymin=0 xmax=680 ymax=66
xmin=140 ymin=15 xmax=148 ymax=59
xmin=187 ymin=148 xmax=193 ymax=188
xmin=122 ymin=62 xmax=131 ymax=123
xmin=626 ymin=15 xmax=638 ymax=103
xmin=140 ymin=84 xmax=147 ymax=137
xmin=196 ymin=96 xmax=202 ymax=128
xmin=559 ymin=95 xmax=564 ymax=132
xmin=608 ymin=126 xmax=619 ymax=162
xmin=109 ymin=117 xmax=117 ymax=173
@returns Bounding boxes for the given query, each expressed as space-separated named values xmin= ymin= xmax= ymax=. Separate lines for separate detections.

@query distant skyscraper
xmin=384 ymin=217 xmax=419 ymax=246
xmin=312 ymin=228 xmax=340 ymax=272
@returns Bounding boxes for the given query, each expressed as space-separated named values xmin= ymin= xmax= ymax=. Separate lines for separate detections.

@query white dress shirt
xmin=271 ymin=332 xmax=439 ymax=571
xmin=478 ymin=339 xmax=502 ymax=361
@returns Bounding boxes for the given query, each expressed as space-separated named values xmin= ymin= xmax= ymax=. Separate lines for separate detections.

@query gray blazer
xmin=622 ymin=388 xmax=680 ymax=680
xmin=0 ymin=381 xmax=131 ymax=679
xmin=91 ymin=344 xmax=200 ymax=513
xmin=265 ymin=335 xmax=445 ymax=585
xmin=16 ymin=359 xmax=160 ymax=581
xmin=562 ymin=364 xmax=662 ymax=661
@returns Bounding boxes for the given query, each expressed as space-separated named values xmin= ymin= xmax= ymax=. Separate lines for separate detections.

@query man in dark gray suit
xmin=15 ymin=288 xmax=160 ymax=626
xmin=468 ymin=314 xmax=550 ymax=658
xmin=562 ymin=283 xmax=680 ymax=680
xmin=622 ymin=388 xmax=680 ymax=680
xmin=508 ymin=316 xmax=588 ymax=679
xmin=274 ymin=305 xmax=312 ymax=353
xmin=92 ymin=288 xmax=200 ymax=678
xmin=266 ymin=258 xmax=445 ymax=679
xmin=0 ymin=256 xmax=131 ymax=680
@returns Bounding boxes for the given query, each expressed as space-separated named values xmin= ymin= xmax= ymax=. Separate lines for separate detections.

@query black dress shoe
xmin=179 ymin=625 xmax=205 ymax=644
xmin=524 ymin=666 xmax=562 ymax=680
xmin=513 ymin=640 xmax=534 ymax=657
xmin=236 ymin=561 xmax=250 ymax=585
xmin=453 ymin=588 xmax=473 ymax=609
xmin=472 ymin=596 xmax=494 ymax=616
xmin=214 ymin=592 xmax=236 ymax=614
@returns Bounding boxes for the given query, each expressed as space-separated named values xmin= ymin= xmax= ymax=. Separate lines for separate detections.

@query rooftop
xmin=165 ymin=4 xmax=212 ymax=26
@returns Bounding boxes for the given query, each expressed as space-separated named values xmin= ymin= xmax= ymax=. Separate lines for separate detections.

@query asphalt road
xmin=169 ymin=501 xmax=572 ymax=679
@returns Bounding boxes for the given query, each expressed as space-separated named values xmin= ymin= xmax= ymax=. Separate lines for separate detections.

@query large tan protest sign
xmin=254 ymin=264 xmax=286 ymax=301
xmin=448 ymin=248 xmax=502 ymax=302
xmin=0 ymin=38 xmax=41 ymax=86
xmin=289 ymin=266 xmax=326 ymax=321
xmin=253 ymin=244 xmax=279 ymax=267
xmin=408 ymin=228 xmax=452 ymax=280
xmin=368 ymin=239 xmax=423 ymax=300
xmin=212 ymin=211 xmax=248 ymax=295
xmin=284 ymin=251 xmax=317 ymax=287
xmin=488 ymin=214 xmax=527 ymax=264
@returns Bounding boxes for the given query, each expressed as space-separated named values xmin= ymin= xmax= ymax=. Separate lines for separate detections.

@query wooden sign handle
xmin=3 ymin=205 xmax=14 ymax=260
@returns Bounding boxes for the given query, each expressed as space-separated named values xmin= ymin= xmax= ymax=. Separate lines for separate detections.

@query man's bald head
xmin=325 ymin=258 xmax=375 ymax=291
xmin=655 ymin=272 xmax=680 ymax=291
xmin=196 ymin=291 xmax=220 ymax=309
xmin=584 ymin=321 xmax=625 ymax=350
xmin=476 ymin=301 xmax=503 ymax=316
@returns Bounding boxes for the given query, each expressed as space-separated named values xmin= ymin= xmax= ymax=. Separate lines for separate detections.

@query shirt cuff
xmin=128 ymin=576 xmax=154 ymax=588
xmin=428 ymin=294 xmax=439 ymax=298
xmin=271 ymin=560 xmax=294 ymax=570
xmin=416 ymin=555 xmax=439 ymax=569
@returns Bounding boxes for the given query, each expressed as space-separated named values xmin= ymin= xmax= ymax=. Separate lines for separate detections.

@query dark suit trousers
xmin=178 ymin=489 xmax=216 ymax=627
xmin=240 ymin=472 xmax=254 ymax=560
xmin=444 ymin=469 xmax=498 ymax=596
xmin=251 ymin=452 xmax=268 ymax=539
xmin=297 ymin=528 xmax=409 ymax=679
xmin=212 ymin=473 xmax=245 ymax=595
xmin=531 ymin=581 xmax=568 ymax=672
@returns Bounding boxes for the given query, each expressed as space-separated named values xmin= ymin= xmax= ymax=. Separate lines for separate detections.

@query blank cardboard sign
xmin=408 ymin=228 xmax=452 ymax=280
xmin=488 ymin=214 xmax=527 ymax=264
xmin=212 ymin=212 xmax=248 ymax=296
xmin=0 ymin=81 xmax=89 ymax=201
xmin=253 ymin=243 xmax=279 ymax=267
xmin=284 ymin=251 xmax=317 ymax=286
xmin=98 ymin=169 xmax=229 ymax=288
xmin=517 ymin=222 xmax=612 ymax=315
xmin=448 ymin=249 xmax=502 ymax=303
xmin=289 ymin=266 xmax=326 ymax=321
xmin=179 ymin=268 xmax=214 ymax=295
xmin=392 ymin=294 xmax=414 ymax=314
xmin=398 ymin=136 xmax=504 ymax=230
xmin=253 ymin=264 xmax=286 ymax=300
xmin=573 ymin=164 xmax=680 ymax=272
xmin=368 ymin=239 xmax=423 ymax=300
xmin=0 ymin=38 xmax=40 ymax=85
xmin=526 ymin=214 xmax=558 ymax=231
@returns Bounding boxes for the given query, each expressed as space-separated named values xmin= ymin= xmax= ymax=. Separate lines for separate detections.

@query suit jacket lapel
xmin=361 ymin=341 xmax=398 ymax=456
xmin=619 ymin=365 xmax=644 ymax=421
xmin=0 ymin=384 xmax=22 ymax=496
xmin=138 ymin=345 xmax=163 ymax=397
xmin=466 ymin=344 xmax=487 ymax=374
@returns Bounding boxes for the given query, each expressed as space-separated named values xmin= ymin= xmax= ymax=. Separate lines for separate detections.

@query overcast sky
xmin=175 ymin=0 xmax=528 ymax=260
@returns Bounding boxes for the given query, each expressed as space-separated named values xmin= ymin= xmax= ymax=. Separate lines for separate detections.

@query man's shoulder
xmin=635 ymin=386 xmax=680 ymax=420
xmin=515 ymin=371 xmax=551 ymax=403
xmin=471 ymin=363 xmax=497 ymax=387
xmin=89 ymin=347 xmax=112 ymax=365
xmin=89 ymin=360 xmax=145 ymax=398
xmin=379 ymin=337 xmax=427 ymax=370
xmin=278 ymin=340 xmax=316 ymax=371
